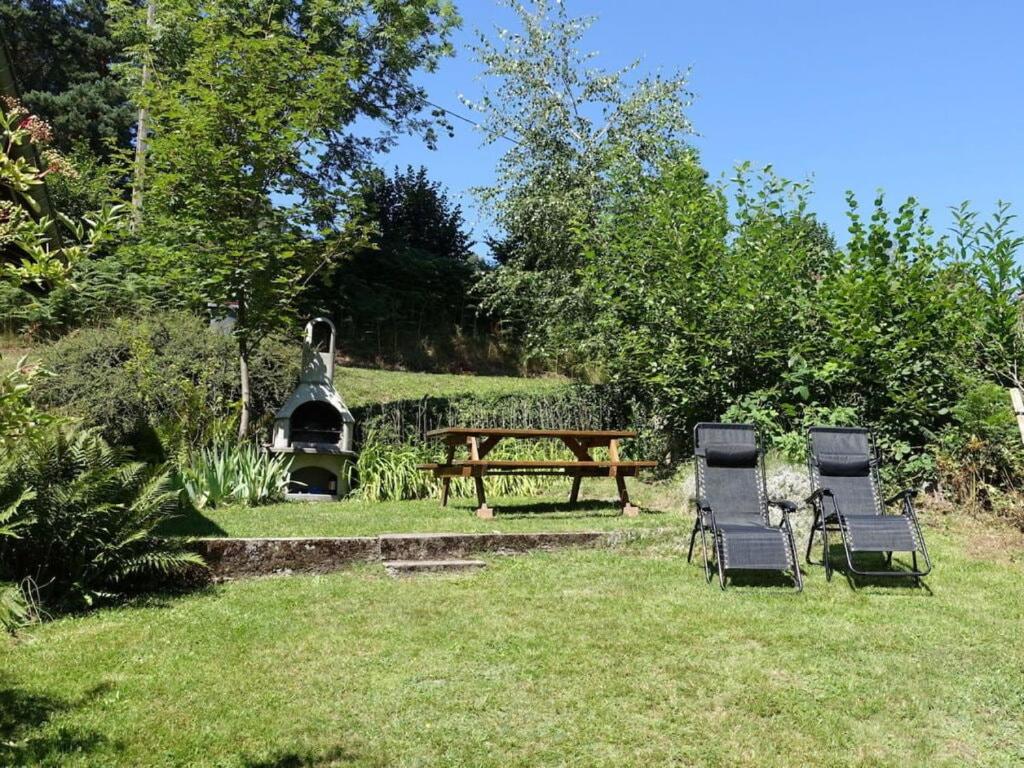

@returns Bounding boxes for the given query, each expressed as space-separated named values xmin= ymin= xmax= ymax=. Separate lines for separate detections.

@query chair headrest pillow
xmin=705 ymin=444 xmax=758 ymax=468
xmin=816 ymin=454 xmax=871 ymax=477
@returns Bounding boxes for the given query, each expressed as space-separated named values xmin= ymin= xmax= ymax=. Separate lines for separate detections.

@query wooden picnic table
xmin=418 ymin=427 xmax=656 ymax=519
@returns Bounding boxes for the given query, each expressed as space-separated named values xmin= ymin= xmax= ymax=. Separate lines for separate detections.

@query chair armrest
xmin=768 ymin=499 xmax=797 ymax=530
xmin=885 ymin=488 xmax=917 ymax=506
xmin=806 ymin=487 xmax=833 ymax=504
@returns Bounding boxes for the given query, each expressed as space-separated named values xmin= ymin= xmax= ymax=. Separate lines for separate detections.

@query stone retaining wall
xmin=195 ymin=531 xmax=612 ymax=580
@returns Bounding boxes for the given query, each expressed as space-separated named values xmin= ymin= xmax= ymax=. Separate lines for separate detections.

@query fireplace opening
xmin=289 ymin=466 xmax=338 ymax=496
xmin=290 ymin=401 xmax=342 ymax=445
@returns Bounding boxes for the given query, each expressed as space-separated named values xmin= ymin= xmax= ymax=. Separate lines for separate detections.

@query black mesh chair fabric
xmin=717 ymin=524 xmax=794 ymax=570
xmin=696 ymin=423 xmax=793 ymax=572
xmin=809 ymin=428 xmax=881 ymax=517
xmin=808 ymin=427 xmax=919 ymax=553
xmin=842 ymin=515 xmax=919 ymax=552
xmin=696 ymin=424 xmax=765 ymax=525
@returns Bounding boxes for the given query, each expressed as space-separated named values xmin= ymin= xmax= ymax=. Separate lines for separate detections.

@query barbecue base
xmin=273 ymin=449 xmax=355 ymax=500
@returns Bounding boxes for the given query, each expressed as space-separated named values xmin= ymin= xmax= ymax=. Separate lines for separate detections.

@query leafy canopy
xmin=116 ymin=0 xmax=459 ymax=431
xmin=467 ymin=0 xmax=693 ymax=357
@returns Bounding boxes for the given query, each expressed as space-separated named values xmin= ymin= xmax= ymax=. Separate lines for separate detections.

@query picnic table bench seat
xmin=417 ymin=459 xmax=657 ymax=473
xmin=418 ymin=427 xmax=655 ymax=518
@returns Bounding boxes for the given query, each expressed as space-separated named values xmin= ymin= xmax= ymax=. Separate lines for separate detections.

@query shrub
xmin=936 ymin=381 xmax=1024 ymax=518
xmin=0 ymin=356 xmax=54 ymax=452
xmin=174 ymin=442 xmax=292 ymax=509
xmin=31 ymin=311 xmax=299 ymax=457
xmin=0 ymin=483 xmax=33 ymax=632
xmin=0 ymin=426 xmax=206 ymax=610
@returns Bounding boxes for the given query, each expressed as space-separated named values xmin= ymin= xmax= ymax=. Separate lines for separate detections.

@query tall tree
xmin=129 ymin=0 xmax=458 ymax=436
xmin=303 ymin=165 xmax=478 ymax=364
xmin=0 ymin=0 xmax=133 ymax=156
xmin=466 ymin=0 xmax=693 ymax=360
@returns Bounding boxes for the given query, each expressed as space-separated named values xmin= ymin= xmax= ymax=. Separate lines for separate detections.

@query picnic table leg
xmin=440 ymin=442 xmax=456 ymax=507
xmin=616 ymin=475 xmax=640 ymax=518
xmin=469 ymin=437 xmax=493 ymax=519
xmin=474 ymin=473 xmax=493 ymax=519
xmin=569 ymin=474 xmax=582 ymax=505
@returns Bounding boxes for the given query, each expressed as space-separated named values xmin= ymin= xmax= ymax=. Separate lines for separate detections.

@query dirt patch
xmin=920 ymin=497 xmax=1024 ymax=565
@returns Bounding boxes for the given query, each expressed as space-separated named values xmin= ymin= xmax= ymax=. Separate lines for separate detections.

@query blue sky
xmin=377 ymin=0 xmax=1024 ymax=254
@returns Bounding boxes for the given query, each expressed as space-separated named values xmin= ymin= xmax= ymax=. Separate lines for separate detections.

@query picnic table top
xmin=425 ymin=427 xmax=638 ymax=440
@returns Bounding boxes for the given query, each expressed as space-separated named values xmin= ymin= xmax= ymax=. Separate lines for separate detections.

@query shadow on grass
xmin=452 ymin=499 xmax=663 ymax=519
xmin=0 ymin=676 xmax=119 ymax=765
xmin=808 ymin=544 xmax=933 ymax=593
xmin=156 ymin=503 xmax=229 ymax=538
xmin=242 ymin=744 xmax=379 ymax=767
xmin=720 ymin=571 xmax=802 ymax=590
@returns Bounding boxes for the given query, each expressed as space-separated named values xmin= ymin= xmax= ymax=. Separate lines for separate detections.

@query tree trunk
xmin=238 ymin=344 xmax=251 ymax=439
xmin=130 ymin=0 xmax=156 ymax=231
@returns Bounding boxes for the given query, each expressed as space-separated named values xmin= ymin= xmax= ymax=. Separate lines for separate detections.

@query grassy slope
xmin=0 ymin=334 xmax=34 ymax=374
xmin=335 ymin=366 xmax=567 ymax=407
xmin=1 ymin=334 xmax=565 ymax=400
xmin=3 ymin=523 xmax=1023 ymax=767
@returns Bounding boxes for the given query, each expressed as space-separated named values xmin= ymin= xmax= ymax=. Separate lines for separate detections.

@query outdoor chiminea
xmin=268 ymin=317 xmax=356 ymax=500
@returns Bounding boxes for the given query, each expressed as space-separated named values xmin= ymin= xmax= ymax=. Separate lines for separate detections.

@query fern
xmin=0 ymin=426 xmax=208 ymax=611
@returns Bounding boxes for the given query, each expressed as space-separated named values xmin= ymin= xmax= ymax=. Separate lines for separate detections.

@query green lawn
xmin=161 ymin=478 xmax=683 ymax=538
xmin=3 ymin=521 xmax=1023 ymax=767
xmin=161 ymin=496 xmax=676 ymax=538
xmin=335 ymin=366 xmax=567 ymax=407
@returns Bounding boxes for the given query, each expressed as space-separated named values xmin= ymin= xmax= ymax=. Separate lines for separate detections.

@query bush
xmin=174 ymin=442 xmax=292 ymax=509
xmin=0 ymin=426 xmax=206 ymax=610
xmin=936 ymin=381 xmax=1024 ymax=518
xmin=0 ymin=483 xmax=33 ymax=632
xmin=31 ymin=311 xmax=299 ymax=457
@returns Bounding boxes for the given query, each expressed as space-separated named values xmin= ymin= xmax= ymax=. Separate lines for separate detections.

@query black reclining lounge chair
xmin=687 ymin=423 xmax=802 ymax=590
xmin=805 ymin=426 xmax=932 ymax=584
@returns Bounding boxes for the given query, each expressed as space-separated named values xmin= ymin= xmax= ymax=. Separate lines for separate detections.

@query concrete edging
xmin=195 ymin=530 xmax=614 ymax=580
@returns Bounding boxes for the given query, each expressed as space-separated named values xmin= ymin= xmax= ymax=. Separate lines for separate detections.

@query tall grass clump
xmin=351 ymin=427 xmax=585 ymax=502
xmin=351 ymin=432 xmax=436 ymax=502
xmin=175 ymin=442 xmax=292 ymax=509
xmin=352 ymin=385 xmax=670 ymax=461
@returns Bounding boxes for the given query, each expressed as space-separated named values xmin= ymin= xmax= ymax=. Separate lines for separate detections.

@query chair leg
xmin=822 ymin=526 xmax=832 ymax=582
xmin=806 ymin=507 xmax=820 ymax=564
xmin=699 ymin=525 xmax=712 ymax=583
xmin=715 ymin=533 xmax=727 ymax=590
xmin=787 ymin=528 xmax=803 ymax=592
xmin=687 ymin=517 xmax=699 ymax=563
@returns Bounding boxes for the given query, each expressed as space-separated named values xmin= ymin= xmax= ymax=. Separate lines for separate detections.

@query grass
xmin=160 ymin=478 xmax=681 ymax=538
xmin=161 ymin=476 xmax=685 ymax=538
xmin=161 ymin=497 xmax=671 ymax=538
xmin=2 ymin=332 xmax=565 ymax=403
xmin=0 ymin=333 xmax=35 ymax=373
xmin=335 ymin=365 xmax=567 ymax=407
xmin=2 ymin=517 xmax=1023 ymax=767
